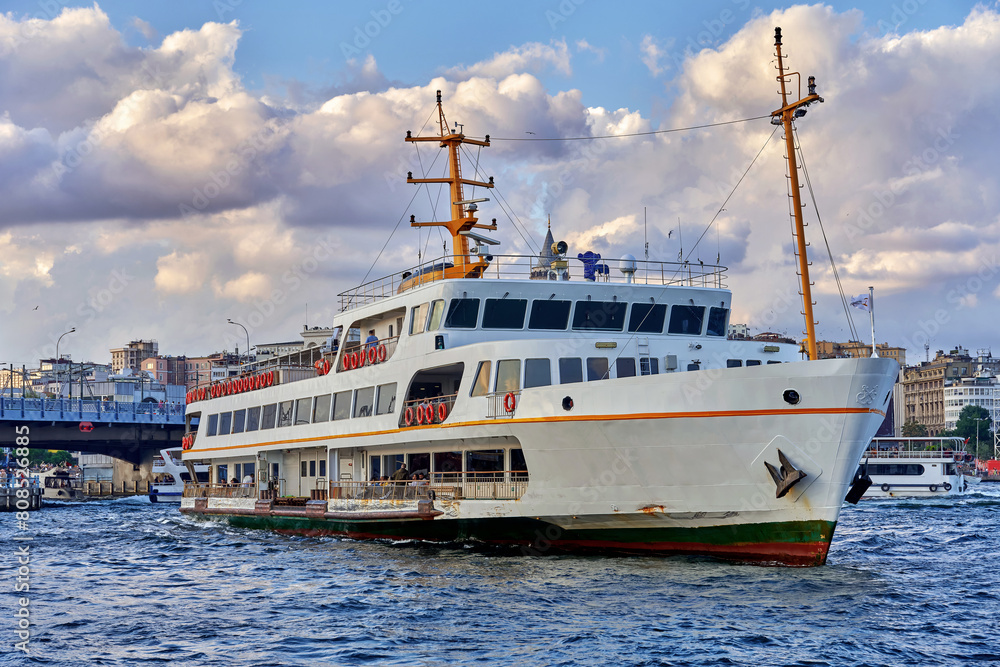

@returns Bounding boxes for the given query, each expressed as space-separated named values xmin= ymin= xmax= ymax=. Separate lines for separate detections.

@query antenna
xmin=924 ymin=342 xmax=930 ymax=362
xmin=644 ymin=207 xmax=649 ymax=284
xmin=677 ymin=217 xmax=683 ymax=262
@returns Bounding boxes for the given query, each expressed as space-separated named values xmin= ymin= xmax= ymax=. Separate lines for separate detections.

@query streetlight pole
xmin=55 ymin=327 xmax=76 ymax=400
xmin=227 ymin=319 xmax=251 ymax=367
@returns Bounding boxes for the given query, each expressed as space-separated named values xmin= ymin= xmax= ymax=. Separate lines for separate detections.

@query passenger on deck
xmin=365 ymin=329 xmax=379 ymax=349
xmin=391 ymin=464 xmax=409 ymax=481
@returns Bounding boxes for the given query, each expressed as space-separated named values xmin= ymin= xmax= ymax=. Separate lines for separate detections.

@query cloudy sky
xmin=1 ymin=1 xmax=997 ymax=367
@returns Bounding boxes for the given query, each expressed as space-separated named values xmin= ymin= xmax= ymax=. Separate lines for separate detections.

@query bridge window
xmin=528 ymin=299 xmax=571 ymax=330
xmin=206 ymin=413 xmax=219 ymax=436
xmin=277 ymin=401 xmax=294 ymax=428
xmin=428 ymin=299 xmax=446 ymax=331
xmin=573 ymin=301 xmax=625 ymax=331
xmin=232 ymin=409 xmax=246 ymax=434
xmin=294 ymin=398 xmax=312 ymax=425
xmin=767 ymin=361 xmax=782 ymax=365
xmin=410 ymin=303 xmax=429 ymax=335
xmin=445 ymin=298 xmax=480 ymax=329
xmin=261 ymin=404 xmax=277 ymax=429
xmin=559 ymin=358 xmax=583 ymax=384
xmin=727 ymin=359 xmax=743 ymax=368
xmin=668 ymin=305 xmax=705 ymax=335
xmin=376 ymin=383 xmax=396 ymax=415
xmin=639 ymin=357 xmax=659 ymax=375
xmin=616 ymin=358 xmax=636 ymax=378
xmin=246 ymin=406 xmax=261 ymax=431
xmin=218 ymin=412 xmax=232 ymax=435
xmin=628 ymin=303 xmax=666 ymax=333
xmin=524 ymin=358 xmax=551 ymax=388
xmin=333 ymin=390 xmax=352 ymax=420
xmin=587 ymin=357 xmax=609 ymax=381
xmin=707 ymin=307 xmax=728 ymax=336
xmin=482 ymin=298 xmax=527 ymax=329
xmin=354 ymin=386 xmax=375 ymax=418
xmin=471 ymin=361 xmax=491 ymax=397
xmin=495 ymin=359 xmax=521 ymax=392
xmin=313 ymin=394 xmax=332 ymax=423
xmin=746 ymin=360 xmax=761 ymax=367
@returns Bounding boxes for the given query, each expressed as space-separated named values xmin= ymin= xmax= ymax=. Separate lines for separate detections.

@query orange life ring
xmin=367 ymin=347 xmax=377 ymax=365
xmin=314 ymin=360 xmax=322 ymax=374
xmin=357 ymin=350 xmax=365 ymax=367
xmin=346 ymin=353 xmax=355 ymax=370
xmin=342 ymin=355 xmax=351 ymax=372
xmin=416 ymin=405 xmax=426 ymax=425
xmin=322 ymin=359 xmax=331 ymax=374
xmin=265 ymin=370 xmax=273 ymax=386
xmin=504 ymin=392 xmax=516 ymax=412
xmin=404 ymin=407 xmax=414 ymax=426
xmin=378 ymin=344 xmax=387 ymax=362
xmin=437 ymin=403 xmax=447 ymax=422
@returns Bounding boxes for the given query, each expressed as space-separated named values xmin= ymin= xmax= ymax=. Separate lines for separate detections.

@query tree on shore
xmin=901 ymin=420 xmax=928 ymax=437
xmin=942 ymin=405 xmax=994 ymax=459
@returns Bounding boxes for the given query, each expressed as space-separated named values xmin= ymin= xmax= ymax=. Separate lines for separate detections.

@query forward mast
xmin=771 ymin=27 xmax=824 ymax=361
xmin=404 ymin=91 xmax=498 ymax=288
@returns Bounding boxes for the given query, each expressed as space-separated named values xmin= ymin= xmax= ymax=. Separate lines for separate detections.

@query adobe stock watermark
xmin=874 ymin=0 xmax=931 ymax=35
xmin=899 ymin=254 xmax=999 ymax=354
xmin=845 ymin=127 xmax=959 ymax=242
xmin=10 ymin=425 xmax=35 ymax=655
xmin=28 ymin=266 xmax=136 ymax=363
xmin=223 ymin=232 xmax=340 ymax=350
xmin=179 ymin=125 xmax=279 ymax=217
xmin=339 ymin=0 xmax=406 ymax=61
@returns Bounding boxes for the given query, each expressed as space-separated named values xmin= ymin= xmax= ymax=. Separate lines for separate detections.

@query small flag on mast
xmin=850 ymin=295 xmax=871 ymax=312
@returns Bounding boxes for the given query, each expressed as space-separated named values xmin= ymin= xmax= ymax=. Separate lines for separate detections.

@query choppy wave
xmin=2 ymin=492 xmax=999 ymax=666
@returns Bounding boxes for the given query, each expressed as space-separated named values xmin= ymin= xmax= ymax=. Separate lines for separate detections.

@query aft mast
xmin=771 ymin=27 xmax=824 ymax=361
xmin=404 ymin=91 xmax=497 ymax=289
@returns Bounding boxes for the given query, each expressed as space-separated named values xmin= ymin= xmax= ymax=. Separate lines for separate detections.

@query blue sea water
xmin=2 ymin=487 xmax=999 ymax=667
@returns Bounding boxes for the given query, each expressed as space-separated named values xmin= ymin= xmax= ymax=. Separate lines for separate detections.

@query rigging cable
xmin=794 ymin=125 xmax=861 ymax=343
xmin=484 ymin=115 xmax=771 ymax=142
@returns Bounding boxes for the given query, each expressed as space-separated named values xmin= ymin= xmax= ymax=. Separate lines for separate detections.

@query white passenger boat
xmin=179 ymin=29 xmax=900 ymax=566
xmin=861 ymin=437 xmax=970 ymax=498
xmin=150 ymin=448 xmax=209 ymax=503
xmin=38 ymin=467 xmax=85 ymax=501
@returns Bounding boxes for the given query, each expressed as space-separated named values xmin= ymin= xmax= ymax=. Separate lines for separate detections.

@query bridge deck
xmin=0 ymin=398 xmax=184 ymax=425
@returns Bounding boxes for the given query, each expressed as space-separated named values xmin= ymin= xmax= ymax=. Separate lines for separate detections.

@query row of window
xmin=408 ymin=297 xmax=728 ymax=336
xmin=203 ymin=383 xmax=397 ymax=436
xmin=370 ymin=449 xmax=527 ymax=479
xmin=470 ymin=356 xmax=779 ymax=394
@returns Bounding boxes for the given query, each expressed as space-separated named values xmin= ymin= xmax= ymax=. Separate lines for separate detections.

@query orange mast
xmin=771 ymin=27 xmax=824 ymax=361
xmin=404 ymin=91 xmax=497 ymax=286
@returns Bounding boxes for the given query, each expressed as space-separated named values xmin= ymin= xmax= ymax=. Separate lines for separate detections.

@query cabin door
xmin=338 ymin=449 xmax=355 ymax=481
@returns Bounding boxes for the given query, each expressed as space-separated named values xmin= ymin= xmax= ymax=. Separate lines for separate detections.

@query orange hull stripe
xmin=189 ymin=406 xmax=884 ymax=454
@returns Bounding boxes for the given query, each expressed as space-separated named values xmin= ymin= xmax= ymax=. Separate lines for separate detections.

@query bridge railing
xmin=0 ymin=397 xmax=185 ymax=423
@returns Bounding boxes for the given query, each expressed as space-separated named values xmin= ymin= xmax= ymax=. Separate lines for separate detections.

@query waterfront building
xmin=110 ymin=340 xmax=158 ymax=374
xmin=901 ymin=347 xmax=974 ymax=435
xmin=815 ymin=340 xmax=906 ymax=367
xmin=943 ymin=376 xmax=999 ymax=431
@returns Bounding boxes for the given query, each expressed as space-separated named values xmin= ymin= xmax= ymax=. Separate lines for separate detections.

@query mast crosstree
xmin=404 ymin=91 xmax=498 ymax=289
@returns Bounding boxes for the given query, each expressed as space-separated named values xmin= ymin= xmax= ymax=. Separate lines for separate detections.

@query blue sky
xmin=0 ymin=1 xmax=997 ymax=365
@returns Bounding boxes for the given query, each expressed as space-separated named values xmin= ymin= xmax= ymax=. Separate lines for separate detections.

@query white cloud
xmin=445 ymin=40 xmax=571 ymax=80
xmin=1 ymin=5 xmax=1000 ymax=364
xmin=639 ymin=34 xmax=666 ymax=76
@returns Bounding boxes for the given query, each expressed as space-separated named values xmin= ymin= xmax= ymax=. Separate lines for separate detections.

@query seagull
xmin=525 ymin=131 xmax=535 ymax=135
xmin=668 ymin=230 xmax=673 ymax=238
xmin=32 ymin=306 xmax=38 ymax=310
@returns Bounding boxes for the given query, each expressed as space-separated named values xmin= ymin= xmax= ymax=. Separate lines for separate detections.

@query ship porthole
xmin=782 ymin=389 xmax=800 ymax=405
xmin=562 ymin=396 xmax=574 ymax=411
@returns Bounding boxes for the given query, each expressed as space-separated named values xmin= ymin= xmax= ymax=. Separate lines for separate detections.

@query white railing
xmin=338 ymin=253 xmax=728 ymax=311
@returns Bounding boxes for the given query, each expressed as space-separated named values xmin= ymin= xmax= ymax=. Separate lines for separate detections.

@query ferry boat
xmin=862 ymin=437 xmax=970 ymax=498
xmin=38 ymin=466 xmax=85 ymax=501
xmin=178 ymin=29 xmax=900 ymax=566
xmin=150 ymin=448 xmax=209 ymax=503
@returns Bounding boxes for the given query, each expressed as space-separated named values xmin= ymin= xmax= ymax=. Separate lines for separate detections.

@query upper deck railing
xmin=338 ymin=253 xmax=728 ymax=311
xmin=866 ymin=437 xmax=969 ymax=460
